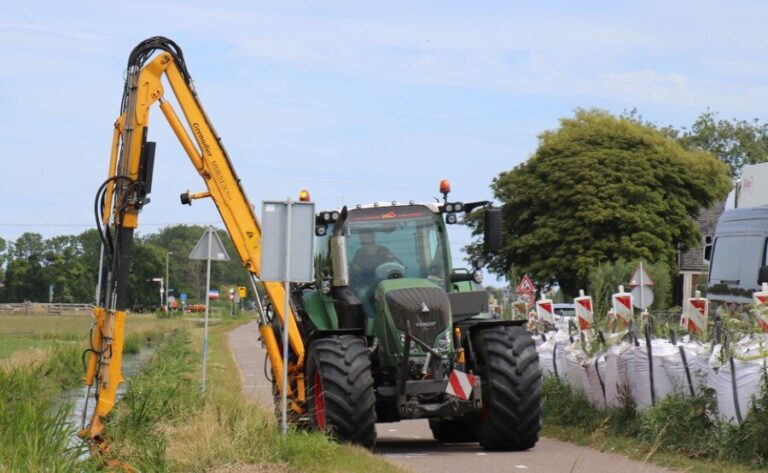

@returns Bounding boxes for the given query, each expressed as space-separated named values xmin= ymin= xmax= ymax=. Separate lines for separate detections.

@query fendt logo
xmin=420 ymin=302 xmax=430 ymax=313
xmin=415 ymin=320 xmax=436 ymax=328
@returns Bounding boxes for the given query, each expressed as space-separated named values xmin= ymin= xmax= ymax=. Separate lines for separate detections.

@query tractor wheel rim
xmin=313 ymin=369 xmax=326 ymax=430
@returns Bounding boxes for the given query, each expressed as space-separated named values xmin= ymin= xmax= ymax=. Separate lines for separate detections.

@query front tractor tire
xmin=473 ymin=325 xmax=541 ymax=451
xmin=307 ymin=335 xmax=377 ymax=447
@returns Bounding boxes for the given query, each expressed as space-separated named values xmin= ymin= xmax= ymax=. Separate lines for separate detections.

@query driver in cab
xmin=350 ymin=230 xmax=396 ymax=289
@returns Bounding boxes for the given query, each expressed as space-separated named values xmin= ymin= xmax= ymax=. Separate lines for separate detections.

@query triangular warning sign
xmin=628 ymin=264 xmax=654 ymax=287
xmin=189 ymin=228 xmax=231 ymax=261
xmin=516 ymin=275 xmax=535 ymax=294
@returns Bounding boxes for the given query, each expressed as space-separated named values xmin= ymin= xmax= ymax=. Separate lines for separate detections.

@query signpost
xmin=629 ymin=262 xmax=654 ymax=310
xmin=189 ymin=226 xmax=230 ymax=394
xmin=260 ymin=198 xmax=315 ymax=435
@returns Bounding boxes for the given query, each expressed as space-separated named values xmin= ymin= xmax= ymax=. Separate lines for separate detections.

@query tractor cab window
xmin=345 ymin=206 xmax=448 ymax=301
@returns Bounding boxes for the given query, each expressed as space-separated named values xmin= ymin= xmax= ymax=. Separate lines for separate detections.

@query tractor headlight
xmin=320 ymin=280 xmax=332 ymax=295
xmin=399 ymin=333 xmax=421 ymax=353
xmin=436 ymin=331 xmax=451 ymax=351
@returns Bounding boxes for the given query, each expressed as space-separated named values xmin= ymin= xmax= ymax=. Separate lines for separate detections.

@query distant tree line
xmin=0 ymin=225 xmax=250 ymax=309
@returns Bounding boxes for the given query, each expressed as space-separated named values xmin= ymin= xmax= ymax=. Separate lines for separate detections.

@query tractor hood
xmin=375 ymin=278 xmax=451 ymax=345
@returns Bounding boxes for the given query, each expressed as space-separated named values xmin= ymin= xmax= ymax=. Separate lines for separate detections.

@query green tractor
xmin=278 ymin=185 xmax=541 ymax=450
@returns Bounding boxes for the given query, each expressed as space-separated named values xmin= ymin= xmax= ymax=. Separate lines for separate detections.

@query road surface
xmin=229 ymin=321 xmax=670 ymax=473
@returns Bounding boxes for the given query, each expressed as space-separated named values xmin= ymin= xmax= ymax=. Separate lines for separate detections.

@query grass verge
xmin=0 ymin=315 xmax=188 ymax=472
xmin=103 ymin=321 xmax=402 ymax=472
xmin=0 ymin=344 xmax=87 ymax=472
xmin=542 ymin=376 xmax=768 ymax=472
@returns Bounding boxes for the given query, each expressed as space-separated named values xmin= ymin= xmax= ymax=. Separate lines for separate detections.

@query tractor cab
xmin=343 ymin=204 xmax=450 ymax=317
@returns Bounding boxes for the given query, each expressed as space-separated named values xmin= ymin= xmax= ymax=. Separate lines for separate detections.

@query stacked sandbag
xmin=604 ymin=341 xmax=636 ymax=408
xmin=632 ymin=338 xmax=678 ymax=409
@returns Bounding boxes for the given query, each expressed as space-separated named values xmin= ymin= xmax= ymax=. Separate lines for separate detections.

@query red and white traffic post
xmin=574 ymin=289 xmax=593 ymax=331
xmin=681 ymin=290 xmax=708 ymax=334
xmin=752 ymin=283 xmax=768 ymax=330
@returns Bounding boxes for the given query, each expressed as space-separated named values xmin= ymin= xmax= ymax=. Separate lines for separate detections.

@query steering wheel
xmin=375 ymin=261 xmax=406 ymax=280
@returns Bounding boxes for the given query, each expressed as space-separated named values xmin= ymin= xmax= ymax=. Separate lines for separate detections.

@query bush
xmin=588 ymin=258 xmax=673 ymax=324
xmin=542 ymin=372 xmax=768 ymax=469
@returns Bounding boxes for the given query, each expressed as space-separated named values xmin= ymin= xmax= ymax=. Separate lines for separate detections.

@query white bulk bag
xmin=582 ymin=354 xmax=607 ymax=409
xmin=661 ymin=341 xmax=707 ymax=396
xmin=564 ymin=343 xmax=588 ymax=393
xmin=537 ymin=332 xmax=570 ymax=379
xmin=604 ymin=341 xmax=635 ymax=408
xmin=709 ymin=356 xmax=765 ymax=424
xmin=632 ymin=339 xmax=678 ymax=409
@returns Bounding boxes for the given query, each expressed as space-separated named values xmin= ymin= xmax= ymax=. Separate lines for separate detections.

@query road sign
xmin=189 ymin=230 xmax=230 ymax=262
xmin=516 ymin=275 xmax=535 ymax=295
xmin=629 ymin=263 xmax=654 ymax=287
xmin=208 ymin=289 xmax=220 ymax=300
xmin=238 ymin=286 xmax=247 ymax=298
xmin=180 ymin=293 xmax=188 ymax=302
xmin=631 ymin=286 xmax=654 ymax=309
xmin=260 ymin=200 xmax=316 ymax=282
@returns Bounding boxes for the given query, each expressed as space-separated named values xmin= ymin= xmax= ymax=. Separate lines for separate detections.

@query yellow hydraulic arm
xmin=82 ymin=37 xmax=305 ymax=441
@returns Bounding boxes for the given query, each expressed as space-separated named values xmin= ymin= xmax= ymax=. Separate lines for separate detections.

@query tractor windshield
xmin=344 ymin=205 xmax=449 ymax=296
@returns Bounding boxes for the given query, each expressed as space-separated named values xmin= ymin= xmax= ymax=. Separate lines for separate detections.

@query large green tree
xmin=475 ymin=109 xmax=731 ymax=295
xmin=624 ymin=108 xmax=768 ymax=177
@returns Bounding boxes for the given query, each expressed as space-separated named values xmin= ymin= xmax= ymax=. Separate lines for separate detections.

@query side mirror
xmin=758 ymin=265 xmax=768 ymax=285
xmin=484 ymin=208 xmax=503 ymax=252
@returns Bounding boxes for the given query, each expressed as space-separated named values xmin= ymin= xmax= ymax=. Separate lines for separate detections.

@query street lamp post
xmin=165 ymin=251 xmax=173 ymax=309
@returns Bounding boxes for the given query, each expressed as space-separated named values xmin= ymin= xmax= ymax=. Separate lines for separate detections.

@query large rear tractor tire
xmin=306 ymin=335 xmax=377 ymax=447
xmin=473 ymin=325 xmax=541 ymax=451
xmin=429 ymin=417 xmax=478 ymax=443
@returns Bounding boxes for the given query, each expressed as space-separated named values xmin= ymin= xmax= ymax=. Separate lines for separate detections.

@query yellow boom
xmin=82 ymin=37 xmax=305 ymax=441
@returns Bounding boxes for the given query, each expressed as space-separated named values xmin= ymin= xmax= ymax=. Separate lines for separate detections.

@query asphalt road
xmin=229 ymin=321 xmax=670 ymax=473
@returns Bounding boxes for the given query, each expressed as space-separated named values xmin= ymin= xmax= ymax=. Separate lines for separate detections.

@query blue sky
xmin=1 ymin=1 xmax=767 ymax=276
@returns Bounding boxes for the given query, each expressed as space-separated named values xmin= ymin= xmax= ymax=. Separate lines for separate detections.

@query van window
xmin=703 ymin=235 xmax=713 ymax=263
xmin=709 ymin=236 xmax=763 ymax=284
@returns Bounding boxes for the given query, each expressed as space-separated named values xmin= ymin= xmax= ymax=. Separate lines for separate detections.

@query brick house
xmin=677 ymin=200 xmax=725 ymax=304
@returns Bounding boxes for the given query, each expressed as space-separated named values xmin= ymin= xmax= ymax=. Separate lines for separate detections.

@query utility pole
xmin=165 ymin=251 xmax=174 ymax=309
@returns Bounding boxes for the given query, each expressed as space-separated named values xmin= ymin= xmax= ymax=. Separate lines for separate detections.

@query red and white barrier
xmin=536 ymin=295 xmax=555 ymax=325
xmin=682 ymin=291 xmax=708 ymax=334
xmin=612 ymin=286 xmax=633 ymax=324
xmin=574 ymin=289 xmax=593 ymax=331
xmin=752 ymin=283 xmax=768 ymax=330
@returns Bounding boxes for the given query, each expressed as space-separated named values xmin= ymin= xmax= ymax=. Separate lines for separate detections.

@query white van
xmin=707 ymin=207 xmax=768 ymax=306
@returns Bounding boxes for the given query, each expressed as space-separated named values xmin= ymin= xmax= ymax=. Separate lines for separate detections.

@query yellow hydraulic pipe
xmin=158 ymin=99 xmax=205 ymax=171
xmin=102 ymin=118 xmax=123 ymax=224
xmin=260 ymin=324 xmax=293 ymax=397
xmin=88 ymin=309 xmax=126 ymax=438
xmin=83 ymin=307 xmax=105 ymax=386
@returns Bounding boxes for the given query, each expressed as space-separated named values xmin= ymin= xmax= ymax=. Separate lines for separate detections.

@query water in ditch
xmin=57 ymin=345 xmax=156 ymax=458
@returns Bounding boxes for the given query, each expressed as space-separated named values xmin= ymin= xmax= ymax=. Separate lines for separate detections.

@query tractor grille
xmin=385 ymin=287 xmax=450 ymax=343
